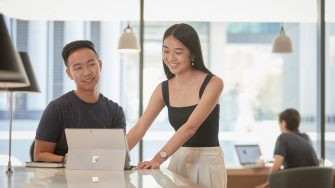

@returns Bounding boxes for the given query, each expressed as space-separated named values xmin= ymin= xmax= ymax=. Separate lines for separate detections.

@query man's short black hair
xmin=62 ymin=40 xmax=99 ymax=67
xmin=279 ymin=108 xmax=301 ymax=131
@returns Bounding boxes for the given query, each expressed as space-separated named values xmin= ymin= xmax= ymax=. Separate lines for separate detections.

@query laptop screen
xmin=235 ymin=144 xmax=261 ymax=165
xmin=65 ymin=128 xmax=131 ymax=170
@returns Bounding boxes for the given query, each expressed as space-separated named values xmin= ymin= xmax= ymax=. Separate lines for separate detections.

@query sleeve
xmin=274 ymin=134 xmax=287 ymax=157
xmin=112 ymin=104 xmax=127 ymax=131
xmin=35 ymin=101 xmax=63 ymax=143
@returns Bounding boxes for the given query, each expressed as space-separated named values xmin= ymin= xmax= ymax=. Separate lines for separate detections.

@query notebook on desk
xmin=25 ymin=161 xmax=65 ymax=168
xmin=65 ymin=128 xmax=131 ymax=170
xmin=235 ymin=144 xmax=262 ymax=168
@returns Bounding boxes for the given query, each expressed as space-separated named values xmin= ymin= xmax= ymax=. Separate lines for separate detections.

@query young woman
xmin=127 ymin=23 xmax=227 ymax=188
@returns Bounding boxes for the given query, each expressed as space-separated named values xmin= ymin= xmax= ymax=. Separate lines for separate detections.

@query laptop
xmin=65 ymin=128 xmax=131 ymax=170
xmin=235 ymin=144 xmax=262 ymax=168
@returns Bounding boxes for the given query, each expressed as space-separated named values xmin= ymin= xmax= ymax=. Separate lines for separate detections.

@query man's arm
xmin=34 ymin=139 xmax=64 ymax=162
xmin=255 ymin=155 xmax=284 ymax=188
xmin=34 ymin=100 xmax=64 ymax=162
xmin=270 ymin=155 xmax=284 ymax=173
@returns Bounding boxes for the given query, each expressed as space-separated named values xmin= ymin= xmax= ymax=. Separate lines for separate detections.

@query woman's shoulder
xmin=152 ymin=81 xmax=165 ymax=95
xmin=210 ymin=74 xmax=223 ymax=84
xmin=207 ymin=74 xmax=224 ymax=90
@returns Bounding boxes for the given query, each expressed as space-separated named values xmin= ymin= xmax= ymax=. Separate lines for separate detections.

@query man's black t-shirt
xmin=274 ymin=131 xmax=319 ymax=169
xmin=35 ymin=91 xmax=126 ymax=155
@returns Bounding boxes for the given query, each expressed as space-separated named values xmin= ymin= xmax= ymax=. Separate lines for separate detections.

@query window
xmin=1 ymin=19 xmax=331 ymax=168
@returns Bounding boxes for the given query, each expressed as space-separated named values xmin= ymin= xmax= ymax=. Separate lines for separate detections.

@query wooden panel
xmin=227 ymin=167 xmax=335 ymax=188
xmin=227 ymin=168 xmax=269 ymax=188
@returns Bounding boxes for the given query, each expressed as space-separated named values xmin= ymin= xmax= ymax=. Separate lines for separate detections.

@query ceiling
xmin=0 ymin=0 xmax=333 ymax=22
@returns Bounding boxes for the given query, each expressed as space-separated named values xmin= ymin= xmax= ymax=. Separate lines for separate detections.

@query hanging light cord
xmin=280 ymin=26 xmax=286 ymax=36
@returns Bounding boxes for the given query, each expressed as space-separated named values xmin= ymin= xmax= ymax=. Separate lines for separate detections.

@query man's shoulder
xmin=47 ymin=91 xmax=75 ymax=108
xmin=279 ymin=132 xmax=294 ymax=138
xmin=99 ymin=94 xmax=124 ymax=111
xmin=99 ymin=94 xmax=119 ymax=105
xmin=278 ymin=131 xmax=309 ymax=142
xmin=277 ymin=132 xmax=292 ymax=142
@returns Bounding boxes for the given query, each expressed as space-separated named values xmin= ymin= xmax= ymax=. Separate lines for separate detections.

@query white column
xmin=62 ymin=21 xmax=85 ymax=93
xmin=282 ymin=24 xmax=300 ymax=109
xmin=299 ymin=23 xmax=317 ymax=117
xmin=209 ymin=22 xmax=227 ymax=79
xmin=325 ymin=26 xmax=335 ymax=119
xmin=27 ymin=21 xmax=48 ymax=110
xmin=99 ymin=22 xmax=122 ymax=103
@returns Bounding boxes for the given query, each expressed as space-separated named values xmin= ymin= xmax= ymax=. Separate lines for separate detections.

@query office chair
xmin=29 ymin=141 xmax=35 ymax=161
xmin=269 ymin=166 xmax=333 ymax=188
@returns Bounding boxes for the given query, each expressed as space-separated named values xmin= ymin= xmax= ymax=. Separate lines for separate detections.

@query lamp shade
xmin=0 ymin=13 xmax=29 ymax=88
xmin=8 ymin=52 xmax=40 ymax=92
xmin=118 ymin=24 xmax=140 ymax=52
xmin=272 ymin=26 xmax=293 ymax=53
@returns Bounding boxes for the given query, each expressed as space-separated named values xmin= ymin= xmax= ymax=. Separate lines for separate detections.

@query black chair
xmin=269 ymin=166 xmax=333 ymax=188
xmin=30 ymin=141 xmax=35 ymax=161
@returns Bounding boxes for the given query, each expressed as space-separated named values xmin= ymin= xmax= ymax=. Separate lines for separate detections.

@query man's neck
xmin=74 ymin=89 xmax=99 ymax=103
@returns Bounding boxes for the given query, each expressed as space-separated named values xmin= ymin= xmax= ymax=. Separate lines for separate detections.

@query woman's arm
xmin=139 ymin=76 xmax=224 ymax=169
xmin=126 ymin=83 xmax=165 ymax=150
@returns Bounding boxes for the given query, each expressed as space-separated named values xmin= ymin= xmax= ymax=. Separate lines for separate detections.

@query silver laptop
xmin=235 ymin=144 xmax=262 ymax=168
xmin=65 ymin=128 xmax=131 ymax=170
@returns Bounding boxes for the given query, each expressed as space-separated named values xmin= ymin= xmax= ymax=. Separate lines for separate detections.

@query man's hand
xmin=62 ymin=153 xmax=68 ymax=163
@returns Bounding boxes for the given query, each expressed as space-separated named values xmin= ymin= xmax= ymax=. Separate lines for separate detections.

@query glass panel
xmin=325 ymin=19 xmax=335 ymax=166
xmin=0 ymin=19 xmax=320 ymax=169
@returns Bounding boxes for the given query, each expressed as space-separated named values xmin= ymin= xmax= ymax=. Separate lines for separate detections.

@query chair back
xmin=269 ymin=166 xmax=333 ymax=188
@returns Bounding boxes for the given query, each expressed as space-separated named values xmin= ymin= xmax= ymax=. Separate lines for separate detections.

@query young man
xmin=34 ymin=40 xmax=126 ymax=163
xmin=256 ymin=108 xmax=319 ymax=188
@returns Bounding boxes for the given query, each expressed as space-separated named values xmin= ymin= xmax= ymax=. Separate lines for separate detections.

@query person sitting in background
xmin=256 ymin=108 xmax=319 ymax=188
xmin=34 ymin=40 xmax=126 ymax=163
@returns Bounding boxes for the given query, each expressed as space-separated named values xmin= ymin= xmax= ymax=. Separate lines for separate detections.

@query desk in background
xmin=227 ymin=167 xmax=335 ymax=188
xmin=227 ymin=167 xmax=269 ymax=188
xmin=0 ymin=166 xmax=201 ymax=188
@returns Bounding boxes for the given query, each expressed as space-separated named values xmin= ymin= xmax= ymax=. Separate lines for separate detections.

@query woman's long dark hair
xmin=162 ymin=23 xmax=211 ymax=79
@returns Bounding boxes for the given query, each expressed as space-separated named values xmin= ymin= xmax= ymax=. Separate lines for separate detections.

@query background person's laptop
xmin=65 ymin=128 xmax=131 ymax=170
xmin=235 ymin=144 xmax=262 ymax=168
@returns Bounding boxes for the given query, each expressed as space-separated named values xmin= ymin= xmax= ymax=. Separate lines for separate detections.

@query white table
xmin=1 ymin=166 xmax=201 ymax=188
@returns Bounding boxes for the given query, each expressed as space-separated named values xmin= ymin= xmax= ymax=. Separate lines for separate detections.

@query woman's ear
xmin=191 ymin=54 xmax=195 ymax=62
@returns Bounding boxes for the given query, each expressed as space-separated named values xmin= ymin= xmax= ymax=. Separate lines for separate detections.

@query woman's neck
xmin=173 ymin=69 xmax=201 ymax=86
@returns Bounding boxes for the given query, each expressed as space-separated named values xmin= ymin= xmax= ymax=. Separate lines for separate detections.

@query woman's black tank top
xmin=161 ymin=74 xmax=220 ymax=147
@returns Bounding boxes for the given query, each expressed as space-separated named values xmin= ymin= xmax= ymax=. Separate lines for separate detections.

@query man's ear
xmin=66 ymin=68 xmax=73 ymax=80
xmin=282 ymin=120 xmax=288 ymax=129
xmin=98 ymin=60 xmax=102 ymax=71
